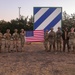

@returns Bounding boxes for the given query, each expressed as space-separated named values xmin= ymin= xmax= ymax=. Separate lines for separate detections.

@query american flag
xmin=25 ymin=30 xmax=44 ymax=42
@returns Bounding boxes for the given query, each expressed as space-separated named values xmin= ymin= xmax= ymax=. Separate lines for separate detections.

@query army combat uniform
xmin=20 ymin=29 xmax=25 ymax=51
xmin=13 ymin=29 xmax=19 ymax=52
xmin=68 ymin=32 xmax=75 ymax=52
xmin=44 ymin=30 xmax=49 ymax=51
xmin=62 ymin=28 xmax=69 ymax=52
xmin=56 ymin=28 xmax=62 ymax=51
xmin=4 ymin=29 xmax=11 ymax=52
xmin=48 ymin=28 xmax=56 ymax=52
xmin=0 ymin=32 xmax=3 ymax=52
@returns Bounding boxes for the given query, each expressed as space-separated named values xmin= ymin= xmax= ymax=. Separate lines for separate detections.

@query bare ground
xmin=0 ymin=42 xmax=75 ymax=75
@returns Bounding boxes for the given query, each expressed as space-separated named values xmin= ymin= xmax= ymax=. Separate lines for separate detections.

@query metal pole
xmin=18 ymin=7 xmax=21 ymax=20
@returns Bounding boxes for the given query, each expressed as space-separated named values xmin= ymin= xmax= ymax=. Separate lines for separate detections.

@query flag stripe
xmin=34 ymin=8 xmax=56 ymax=29
xmin=44 ymin=12 xmax=62 ymax=31
xmin=26 ymin=30 xmax=44 ymax=42
xmin=35 ymin=8 xmax=61 ymax=30
xmin=34 ymin=8 xmax=49 ymax=22
xmin=34 ymin=7 xmax=41 ymax=15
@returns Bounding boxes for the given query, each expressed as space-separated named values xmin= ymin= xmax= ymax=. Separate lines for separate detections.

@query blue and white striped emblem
xmin=34 ymin=7 xmax=62 ymax=32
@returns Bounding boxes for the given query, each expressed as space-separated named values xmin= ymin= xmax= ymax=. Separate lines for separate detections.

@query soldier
xmin=4 ymin=29 xmax=11 ymax=52
xmin=20 ymin=29 xmax=25 ymax=51
xmin=62 ymin=27 xmax=69 ymax=52
xmin=68 ymin=27 xmax=75 ymax=52
xmin=12 ymin=29 xmax=19 ymax=52
xmin=48 ymin=27 xmax=56 ymax=52
xmin=44 ymin=30 xmax=49 ymax=51
xmin=56 ymin=27 xmax=62 ymax=51
xmin=0 ymin=31 xmax=3 ymax=52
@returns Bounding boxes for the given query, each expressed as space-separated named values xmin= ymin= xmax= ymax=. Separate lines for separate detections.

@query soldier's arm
xmin=1 ymin=33 xmax=3 ymax=38
xmin=3 ymin=33 xmax=6 ymax=39
xmin=68 ymin=32 xmax=70 ymax=38
xmin=12 ymin=33 xmax=15 ymax=39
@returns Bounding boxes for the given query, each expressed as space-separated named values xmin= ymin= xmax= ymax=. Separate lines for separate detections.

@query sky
xmin=0 ymin=0 xmax=75 ymax=22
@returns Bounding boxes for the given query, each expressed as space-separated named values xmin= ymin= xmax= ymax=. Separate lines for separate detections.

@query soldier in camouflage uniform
xmin=48 ymin=27 xmax=56 ymax=52
xmin=68 ymin=27 xmax=75 ymax=52
xmin=62 ymin=27 xmax=69 ymax=52
xmin=44 ymin=30 xmax=49 ymax=51
xmin=20 ymin=29 xmax=25 ymax=51
xmin=0 ymin=31 xmax=3 ymax=52
xmin=56 ymin=27 xmax=62 ymax=51
xmin=12 ymin=29 xmax=19 ymax=52
xmin=4 ymin=29 xmax=11 ymax=52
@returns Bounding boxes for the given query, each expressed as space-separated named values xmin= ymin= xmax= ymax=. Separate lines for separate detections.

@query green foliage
xmin=1 ymin=12 xmax=75 ymax=34
xmin=62 ymin=11 xmax=75 ymax=31
xmin=0 ymin=17 xmax=33 ymax=34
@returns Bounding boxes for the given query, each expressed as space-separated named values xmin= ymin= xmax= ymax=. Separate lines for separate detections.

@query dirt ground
xmin=0 ymin=41 xmax=75 ymax=75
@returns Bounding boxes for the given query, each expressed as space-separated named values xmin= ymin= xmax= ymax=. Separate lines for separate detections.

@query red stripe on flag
xmin=25 ymin=30 xmax=44 ymax=42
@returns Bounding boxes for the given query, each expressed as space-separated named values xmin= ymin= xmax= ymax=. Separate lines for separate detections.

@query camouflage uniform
xmin=56 ymin=27 xmax=62 ymax=51
xmin=62 ymin=28 xmax=69 ymax=52
xmin=0 ymin=32 xmax=3 ymax=52
xmin=68 ymin=31 xmax=75 ymax=52
xmin=48 ymin=28 xmax=56 ymax=52
xmin=20 ymin=29 xmax=25 ymax=51
xmin=12 ymin=29 xmax=19 ymax=52
xmin=4 ymin=29 xmax=11 ymax=52
xmin=44 ymin=30 xmax=49 ymax=51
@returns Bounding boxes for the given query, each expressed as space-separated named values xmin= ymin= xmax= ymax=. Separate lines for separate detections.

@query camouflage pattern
xmin=0 ymin=32 xmax=3 ymax=52
xmin=68 ymin=32 xmax=75 ymax=51
xmin=4 ymin=29 xmax=11 ymax=52
xmin=12 ymin=29 xmax=19 ymax=52
xmin=56 ymin=27 xmax=62 ymax=51
xmin=44 ymin=30 xmax=49 ymax=51
xmin=48 ymin=28 xmax=56 ymax=51
xmin=20 ymin=29 xmax=25 ymax=51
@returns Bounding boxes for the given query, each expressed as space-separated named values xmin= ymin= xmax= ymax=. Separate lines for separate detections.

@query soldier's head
xmin=50 ymin=27 xmax=53 ymax=31
xmin=58 ymin=27 xmax=61 ymax=31
xmin=21 ymin=29 xmax=24 ymax=32
xmin=45 ymin=30 xmax=48 ymax=33
xmin=6 ymin=29 xmax=10 ymax=33
xmin=14 ymin=29 xmax=18 ymax=32
xmin=71 ymin=27 xmax=74 ymax=32
xmin=65 ymin=27 xmax=68 ymax=31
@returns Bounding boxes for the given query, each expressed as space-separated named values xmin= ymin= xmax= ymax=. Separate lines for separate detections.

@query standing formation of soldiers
xmin=44 ymin=27 xmax=75 ymax=52
xmin=0 ymin=28 xmax=25 ymax=53
xmin=0 ymin=27 xmax=75 ymax=53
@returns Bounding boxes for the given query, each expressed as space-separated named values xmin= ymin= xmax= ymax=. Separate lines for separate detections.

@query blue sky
xmin=0 ymin=0 xmax=75 ymax=21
